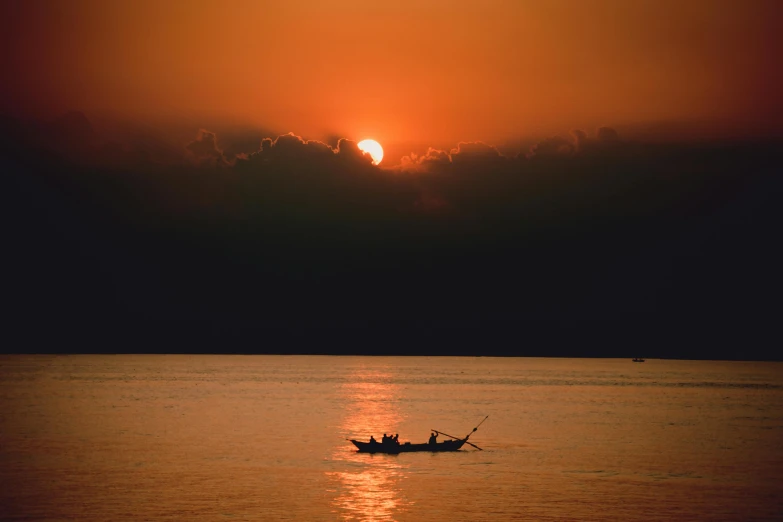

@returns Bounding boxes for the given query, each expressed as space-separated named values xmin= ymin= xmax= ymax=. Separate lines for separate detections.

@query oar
xmin=466 ymin=415 xmax=489 ymax=438
xmin=432 ymin=416 xmax=488 ymax=450
xmin=430 ymin=429 xmax=484 ymax=451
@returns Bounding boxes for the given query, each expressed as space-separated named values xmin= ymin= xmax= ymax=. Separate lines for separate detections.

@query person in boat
xmin=382 ymin=433 xmax=389 ymax=444
xmin=369 ymin=435 xmax=377 ymax=444
xmin=428 ymin=432 xmax=438 ymax=444
xmin=393 ymin=434 xmax=399 ymax=444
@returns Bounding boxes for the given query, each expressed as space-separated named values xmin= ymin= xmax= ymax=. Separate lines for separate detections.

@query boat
xmin=349 ymin=438 xmax=467 ymax=454
xmin=348 ymin=416 xmax=488 ymax=454
xmin=632 ymin=358 xmax=645 ymax=362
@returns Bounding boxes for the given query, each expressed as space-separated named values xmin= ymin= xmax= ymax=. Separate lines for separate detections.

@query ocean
xmin=1 ymin=355 xmax=781 ymax=521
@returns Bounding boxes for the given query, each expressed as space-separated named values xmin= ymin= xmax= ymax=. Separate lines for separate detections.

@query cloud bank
xmin=4 ymin=113 xmax=782 ymax=357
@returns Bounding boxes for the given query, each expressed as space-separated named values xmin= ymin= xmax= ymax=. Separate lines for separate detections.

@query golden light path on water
xmin=328 ymin=366 xmax=410 ymax=521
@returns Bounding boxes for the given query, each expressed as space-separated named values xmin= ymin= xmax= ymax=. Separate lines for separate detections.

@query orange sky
xmin=2 ymin=0 xmax=781 ymax=144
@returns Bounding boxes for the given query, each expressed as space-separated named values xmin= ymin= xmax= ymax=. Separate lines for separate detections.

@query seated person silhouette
xmin=369 ymin=435 xmax=377 ymax=444
xmin=428 ymin=432 xmax=438 ymax=445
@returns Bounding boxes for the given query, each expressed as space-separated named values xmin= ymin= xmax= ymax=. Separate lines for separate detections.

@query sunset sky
xmin=3 ymin=0 xmax=781 ymax=149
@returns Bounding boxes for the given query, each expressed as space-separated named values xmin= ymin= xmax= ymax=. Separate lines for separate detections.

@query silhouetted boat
xmin=348 ymin=416 xmax=488 ymax=454
xmin=632 ymin=358 xmax=645 ymax=362
xmin=349 ymin=438 xmax=467 ymax=453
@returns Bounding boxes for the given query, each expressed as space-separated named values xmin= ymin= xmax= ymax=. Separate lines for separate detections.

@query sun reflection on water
xmin=328 ymin=368 xmax=412 ymax=521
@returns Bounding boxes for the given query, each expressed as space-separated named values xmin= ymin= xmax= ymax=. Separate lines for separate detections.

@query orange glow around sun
xmin=357 ymin=139 xmax=384 ymax=165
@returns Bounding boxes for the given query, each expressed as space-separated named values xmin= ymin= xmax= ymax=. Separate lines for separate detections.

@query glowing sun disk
xmin=358 ymin=139 xmax=384 ymax=165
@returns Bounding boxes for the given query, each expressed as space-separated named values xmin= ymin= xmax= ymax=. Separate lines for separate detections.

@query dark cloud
xmin=398 ymin=142 xmax=506 ymax=172
xmin=4 ymin=112 xmax=782 ymax=358
xmin=528 ymin=135 xmax=575 ymax=157
xmin=103 ymin=120 xmax=186 ymax=165
xmin=411 ymin=189 xmax=450 ymax=214
xmin=449 ymin=141 xmax=505 ymax=167
xmin=335 ymin=138 xmax=374 ymax=164
xmin=529 ymin=127 xmax=622 ymax=157
xmin=185 ymin=129 xmax=229 ymax=166
xmin=399 ymin=147 xmax=452 ymax=172
xmin=239 ymin=133 xmax=374 ymax=169
xmin=264 ymin=132 xmax=332 ymax=160
xmin=597 ymin=126 xmax=620 ymax=142
xmin=198 ymin=125 xmax=273 ymax=161
xmin=571 ymin=129 xmax=588 ymax=152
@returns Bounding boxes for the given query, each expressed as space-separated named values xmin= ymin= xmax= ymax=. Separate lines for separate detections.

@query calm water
xmin=1 ymin=355 xmax=782 ymax=521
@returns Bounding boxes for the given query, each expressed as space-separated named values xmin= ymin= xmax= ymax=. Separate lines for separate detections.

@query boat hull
xmin=350 ymin=439 xmax=467 ymax=453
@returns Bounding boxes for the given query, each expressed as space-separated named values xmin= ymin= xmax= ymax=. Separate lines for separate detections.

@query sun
xmin=357 ymin=139 xmax=384 ymax=165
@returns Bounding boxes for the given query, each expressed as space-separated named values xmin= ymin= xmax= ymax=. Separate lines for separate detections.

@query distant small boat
xmin=632 ymin=358 xmax=645 ymax=362
xmin=348 ymin=416 xmax=488 ymax=454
